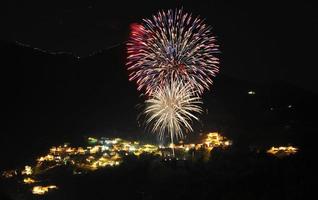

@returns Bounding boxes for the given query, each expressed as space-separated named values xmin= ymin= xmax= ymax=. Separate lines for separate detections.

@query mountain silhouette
xmin=1 ymin=41 xmax=316 ymax=170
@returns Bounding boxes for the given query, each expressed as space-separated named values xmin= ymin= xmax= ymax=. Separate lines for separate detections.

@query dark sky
xmin=3 ymin=0 xmax=318 ymax=93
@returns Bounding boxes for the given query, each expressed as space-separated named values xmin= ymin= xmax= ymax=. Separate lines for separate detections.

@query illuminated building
xmin=267 ymin=146 xmax=298 ymax=157
xmin=21 ymin=166 xmax=33 ymax=175
xmin=89 ymin=145 xmax=101 ymax=154
xmin=23 ymin=177 xmax=36 ymax=184
xmin=77 ymin=147 xmax=85 ymax=154
xmin=203 ymin=132 xmax=232 ymax=149
xmin=32 ymin=185 xmax=58 ymax=195
xmin=2 ymin=170 xmax=17 ymax=178
xmin=88 ymin=137 xmax=98 ymax=144
xmin=37 ymin=154 xmax=54 ymax=162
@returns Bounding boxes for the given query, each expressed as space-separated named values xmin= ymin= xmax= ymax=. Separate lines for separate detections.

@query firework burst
xmin=144 ymin=79 xmax=203 ymax=146
xmin=127 ymin=8 xmax=219 ymax=95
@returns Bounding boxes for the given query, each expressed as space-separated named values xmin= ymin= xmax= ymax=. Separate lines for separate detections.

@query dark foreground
xmin=1 ymin=148 xmax=311 ymax=200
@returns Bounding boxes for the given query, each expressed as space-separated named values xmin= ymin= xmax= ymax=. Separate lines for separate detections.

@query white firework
xmin=144 ymin=79 xmax=203 ymax=147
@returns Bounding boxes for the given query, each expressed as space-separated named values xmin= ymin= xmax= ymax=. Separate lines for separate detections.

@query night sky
xmin=4 ymin=0 xmax=317 ymax=93
xmin=1 ymin=3 xmax=316 ymax=198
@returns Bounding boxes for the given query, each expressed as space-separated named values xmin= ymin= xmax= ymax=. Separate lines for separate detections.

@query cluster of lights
xmin=32 ymin=185 xmax=58 ymax=195
xmin=3 ymin=133 xmax=300 ymax=195
xmin=169 ymin=132 xmax=232 ymax=152
xmin=248 ymin=90 xmax=256 ymax=95
xmin=23 ymin=177 xmax=36 ymax=184
xmin=33 ymin=138 xmax=162 ymax=173
xmin=2 ymin=170 xmax=17 ymax=178
xmin=203 ymin=132 xmax=232 ymax=149
xmin=159 ymin=132 xmax=232 ymax=159
xmin=21 ymin=166 xmax=33 ymax=175
xmin=0 ymin=137 xmax=163 ymax=195
xmin=1 ymin=133 xmax=233 ymax=196
xmin=0 ymin=133 xmax=300 ymax=197
xmin=267 ymin=146 xmax=298 ymax=157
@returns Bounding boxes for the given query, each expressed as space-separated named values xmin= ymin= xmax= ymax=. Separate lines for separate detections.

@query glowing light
xmin=267 ymin=146 xmax=298 ymax=157
xmin=66 ymin=147 xmax=76 ymax=153
xmin=2 ymin=170 xmax=17 ymax=178
xmin=203 ymin=132 xmax=232 ymax=148
xmin=88 ymin=137 xmax=98 ymax=144
xmin=127 ymin=9 xmax=219 ymax=95
xmin=90 ymin=157 xmax=119 ymax=170
xmin=32 ymin=185 xmax=58 ymax=195
xmin=77 ymin=147 xmax=85 ymax=154
xmin=144 ymin=80 xmax=202 ymax=143
xmin=23 ymin=177 xmax=36 ymax=184
xmin=1 ymin=133 xmax=235 ymax=196
xmin=129 ymin=146 xmax=136 ymax=151
xmin=89 ymin=146 xmax=100 ymax=154
xmin=248 ymin=91 xmax=256 ymax=95
xmin=101 ymin=146 xmax=109 ymax=151
xmin=21 ymin=166 xmax=33 ymax=175
xmin=38 ymin=154 xmax=54 ymax=162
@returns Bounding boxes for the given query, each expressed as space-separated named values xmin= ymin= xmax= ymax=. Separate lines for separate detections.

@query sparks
xmin=144 ymin=79 xmax=203 ymax=148
xmin=127 ymin=8 xmax=219 ymax=95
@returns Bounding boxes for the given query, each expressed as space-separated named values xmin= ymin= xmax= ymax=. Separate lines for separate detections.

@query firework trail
xmin=144 ymin=79 xmax=203 ymax=155
xmin=127 ymin=8 xmax=219 ymax=95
